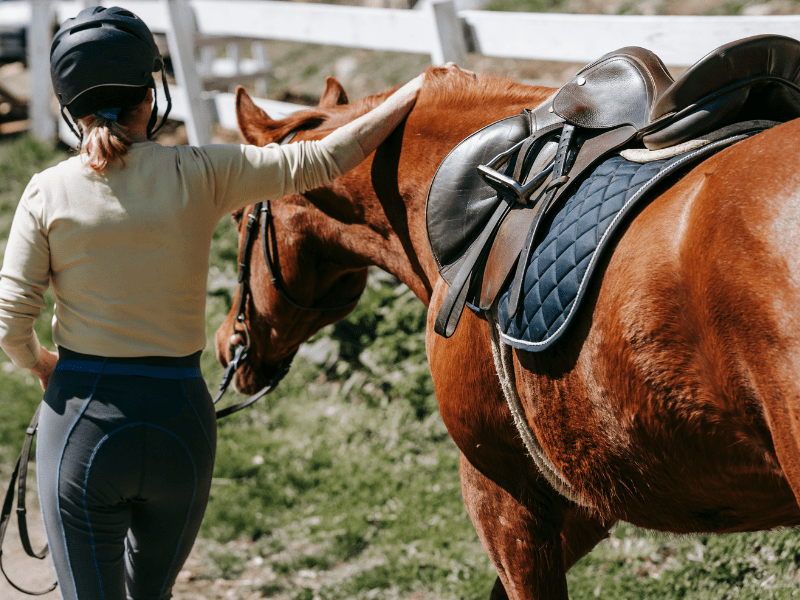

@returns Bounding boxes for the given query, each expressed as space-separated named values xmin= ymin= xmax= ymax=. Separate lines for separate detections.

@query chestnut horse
xmin=215 ymin=66 xmax=800 ymax=599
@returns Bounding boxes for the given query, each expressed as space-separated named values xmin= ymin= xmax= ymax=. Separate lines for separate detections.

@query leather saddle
xmin=427 ymin=34 xmax=800 ymax=338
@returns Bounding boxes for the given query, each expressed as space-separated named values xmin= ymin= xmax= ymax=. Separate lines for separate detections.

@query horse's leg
xmin=560 ymin=505 xmax=615 ymax=569
xmin=459 ymin=453 xmax=569 ymax=599
xmin=426 ymin=279 xmax=611 ymax=599
xmin=460 ymin=453 xmax=615 ymax=598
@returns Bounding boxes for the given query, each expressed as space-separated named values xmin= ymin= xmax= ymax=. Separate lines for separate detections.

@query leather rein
xmin=212 ymin=130 xmax=362 ymax=418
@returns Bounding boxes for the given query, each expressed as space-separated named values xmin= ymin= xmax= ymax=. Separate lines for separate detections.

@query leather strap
xmin=261 ymin=201 xmax=362 ymax=312
xmin=548 ymin=125 xmax=638 ymax=210
xmin=506 ymin=124 xmax=638 ymax=318
xmin=434 ymin=198 xmax=514 ymax=338
xmin=0 ymin=403 xmax=58 ymax=596
xmin=507 ymin=123 xmax=576 ymax=317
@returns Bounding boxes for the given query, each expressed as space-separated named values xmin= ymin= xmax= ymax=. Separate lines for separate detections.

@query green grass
xmin=3 ymin=135 xmax=800 ymax=599
xmin=201 ymin=269 xmax=494 ymax=599
xmin=484 ymin=0 xmax=569 ymax=13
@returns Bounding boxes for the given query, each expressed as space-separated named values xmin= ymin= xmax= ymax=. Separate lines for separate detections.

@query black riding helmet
xmin=50 ymin=5 xmax=171 ymax=138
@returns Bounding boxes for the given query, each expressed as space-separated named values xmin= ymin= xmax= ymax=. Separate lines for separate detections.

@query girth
xmin=428 ymin=34 xmax=800 ymax=339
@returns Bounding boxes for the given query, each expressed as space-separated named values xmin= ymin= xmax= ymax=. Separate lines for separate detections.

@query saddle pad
xmin=496 ymin=133 xmax=756 ymax=352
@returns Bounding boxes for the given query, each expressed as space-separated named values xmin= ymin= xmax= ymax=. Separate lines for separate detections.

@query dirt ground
xmin=0 ymin=498 xmax=268 ymax=600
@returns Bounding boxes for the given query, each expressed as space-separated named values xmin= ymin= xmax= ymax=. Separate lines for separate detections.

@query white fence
xmin=2 ymin=0 xmax=800 ymax=146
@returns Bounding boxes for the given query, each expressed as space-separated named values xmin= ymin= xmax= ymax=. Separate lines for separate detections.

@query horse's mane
xmin=418 ymin=67 xmax=552 ymax=111
xmin=271 ymin=67 xmax=552 ymax=136
xmin=270 ymin=88 xmax=394 ymax=138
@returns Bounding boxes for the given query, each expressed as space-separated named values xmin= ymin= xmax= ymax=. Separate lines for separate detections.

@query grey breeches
xmin=36 ymin=348 xmax=216 ymax=600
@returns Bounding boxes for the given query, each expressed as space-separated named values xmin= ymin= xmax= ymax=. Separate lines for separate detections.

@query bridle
xmin=213 ymin=131 xmax=363 ymax=418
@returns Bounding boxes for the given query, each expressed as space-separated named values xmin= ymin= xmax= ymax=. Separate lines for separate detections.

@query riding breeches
xmin=35 ymin=348 xmax=217 ymax=600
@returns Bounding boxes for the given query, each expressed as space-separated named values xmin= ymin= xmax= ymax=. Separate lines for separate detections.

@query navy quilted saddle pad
xmin=495 ymin=137 xmax=745 ymax=352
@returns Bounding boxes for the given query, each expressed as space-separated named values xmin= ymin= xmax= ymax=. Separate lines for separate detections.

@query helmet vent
xmin=71 ymin=22 xmax=103 ymax=33
xmin=114 ymin=9 xmax=136 ymax=18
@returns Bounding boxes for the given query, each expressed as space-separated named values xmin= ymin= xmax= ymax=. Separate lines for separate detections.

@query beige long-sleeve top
xmin=0 ymin=129 xmax=365 ymax=368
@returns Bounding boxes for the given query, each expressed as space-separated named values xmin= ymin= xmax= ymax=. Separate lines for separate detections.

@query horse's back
xmin=515 ymin=119 xmax=800 ymax=532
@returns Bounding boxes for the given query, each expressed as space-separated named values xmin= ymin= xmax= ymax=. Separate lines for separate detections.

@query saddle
xmin=427 ymin=34 xmax=800 ymax=338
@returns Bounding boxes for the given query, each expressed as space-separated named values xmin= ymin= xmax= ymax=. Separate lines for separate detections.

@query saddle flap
xmin=552 ymin=47 xmax=673 ymax=131
xmin=478 ymin=137 xmax=559 ymax=310
xmin=426 ymin=113 xmax=531 ymax=285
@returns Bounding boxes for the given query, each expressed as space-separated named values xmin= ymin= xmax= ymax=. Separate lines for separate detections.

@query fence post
xmin=428 ymin=0 xmax=467 ymax=65
xmin=28 ymin=0 xmax=56 ymax=144
xmin=163 ymin=0 xmax=215 ymax=146
xmin=252 ymin=42 xmax=269 ymax=97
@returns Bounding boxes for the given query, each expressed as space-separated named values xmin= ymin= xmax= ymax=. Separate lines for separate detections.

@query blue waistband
xmin=55 ymin=360 xmax=203 ymax=380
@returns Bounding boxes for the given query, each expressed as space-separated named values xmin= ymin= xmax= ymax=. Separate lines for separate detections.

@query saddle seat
xmin=428 ymin=34 xmax=800 ymax=338
xmin=553 ymin=34 xmax=800 ymax=149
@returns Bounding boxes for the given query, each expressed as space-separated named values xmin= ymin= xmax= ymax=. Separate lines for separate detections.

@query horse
xmin=215 ymin=65 xmax=800 ymax=599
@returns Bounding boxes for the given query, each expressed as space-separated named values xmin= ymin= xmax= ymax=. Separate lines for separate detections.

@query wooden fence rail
xmin=1 ymin=0 xmax=799 ymax=145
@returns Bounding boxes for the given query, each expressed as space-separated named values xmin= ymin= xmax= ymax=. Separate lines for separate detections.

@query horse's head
xmin=215 ymin=67 xmax=553 ymax=394
xmin=214 ymin=77 xmax=370 ymax=393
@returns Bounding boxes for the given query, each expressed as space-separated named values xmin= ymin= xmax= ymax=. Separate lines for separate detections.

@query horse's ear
xmin=319 ymin=77 xmax=349 ymax=108
xmin=235 ymin=86 xmax=278 ymax=145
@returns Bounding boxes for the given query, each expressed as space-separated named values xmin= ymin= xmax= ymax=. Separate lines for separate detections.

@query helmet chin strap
xmin=60 ymin=106 xmax=83 ymax=150
xmin=147 ymin=69 xmax=172 ymax=139
xmin=60 ymin=68 xmax=173 ymax=148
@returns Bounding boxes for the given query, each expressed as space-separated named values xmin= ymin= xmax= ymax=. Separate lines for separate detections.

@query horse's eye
xmin=232 ymin=209 xmax=245 ymax=224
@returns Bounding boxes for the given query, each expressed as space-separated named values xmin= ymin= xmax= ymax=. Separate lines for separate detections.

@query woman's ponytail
xmin=79 ymin=112 xmax=133 ymax=174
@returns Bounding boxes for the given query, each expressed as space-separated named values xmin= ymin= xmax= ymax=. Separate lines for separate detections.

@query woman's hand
xmin=30 ymin=347 xmax=58 ymax=391
xmin=430 ymin=62 xmax=478 ymax=81
xmin=340 ymin=74 xmax=424 ymax=158
xmin=337 ymin=62 xmax=477 ymax=167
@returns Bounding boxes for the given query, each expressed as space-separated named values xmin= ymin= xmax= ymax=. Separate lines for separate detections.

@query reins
xmin=212 ymin=129 xmax=362 ymax=416
xmin=211 ymin=131 xmax=301 ymax=418
xmin=0 ymin=405 xmax=58 ymax=595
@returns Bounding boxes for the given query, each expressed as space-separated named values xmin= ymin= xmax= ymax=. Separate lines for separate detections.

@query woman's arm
xmin=209 ymin=74 xmax=423 ymax=215
xmin=0 ymin=179 xmax=51 ymax=371
xmin=211 ymin=65 xmax=472 ymax=215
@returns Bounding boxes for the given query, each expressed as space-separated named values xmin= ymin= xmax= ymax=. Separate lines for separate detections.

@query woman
xmin=0 ymin=6 xmax=428 ymax=599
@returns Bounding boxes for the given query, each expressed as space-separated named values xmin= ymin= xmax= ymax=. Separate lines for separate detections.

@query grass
xmin=2 ymin=128 xmax=800 ymax=599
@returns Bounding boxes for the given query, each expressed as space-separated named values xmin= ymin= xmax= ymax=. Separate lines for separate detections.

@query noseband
xmin=214 ymin=131 xmax=363 ymax=418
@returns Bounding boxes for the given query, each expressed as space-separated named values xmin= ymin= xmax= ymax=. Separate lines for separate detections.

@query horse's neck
xmin=331 ymin=85 xmax=557 ymax=306
xmin=336 ymin=171 xmax=438 ymax=306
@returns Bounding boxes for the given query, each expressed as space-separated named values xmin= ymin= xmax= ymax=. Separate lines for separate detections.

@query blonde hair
xmin=78 ymin=109 xmax=134 ymax=174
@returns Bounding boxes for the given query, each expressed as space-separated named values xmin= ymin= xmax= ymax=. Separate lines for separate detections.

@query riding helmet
xmin=50 ymin=6 xmax=163 ymax=120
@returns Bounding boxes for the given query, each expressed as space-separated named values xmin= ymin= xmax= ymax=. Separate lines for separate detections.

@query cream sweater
xmin=0 ymin=129 xmax=365 ymax=368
